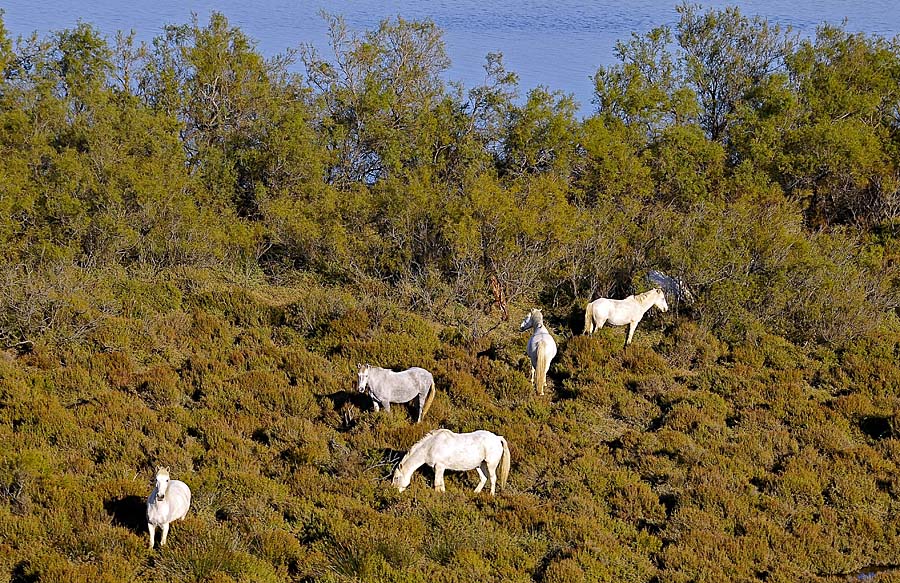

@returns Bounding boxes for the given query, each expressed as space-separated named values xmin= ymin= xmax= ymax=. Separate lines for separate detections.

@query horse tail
xmin=499 ymin=437 xmax=511 ymax=490
xmin=535 ymin=341 xmax=548 ymax=394
xmin=421 ymin=379 xmax=436 ymax=420
xmin=583 ymin=301 xmax=593 ymax=335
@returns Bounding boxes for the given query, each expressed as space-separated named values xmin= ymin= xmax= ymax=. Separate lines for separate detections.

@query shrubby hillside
xmin=2 ymin=4 xmax=900 ymax=582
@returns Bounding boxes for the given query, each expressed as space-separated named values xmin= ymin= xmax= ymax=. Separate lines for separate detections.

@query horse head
xmin=653 ymin=289 xmax=669 ymax=312
xmin=519 ymin=308 xmax=543 ymax=332
xmin=154 ymin=467 xmax=171 ymax=501
xmin=392 ymin=462 xmax=410 ymax=492
xmin=357 ymin=363 xmax=370 ymax=393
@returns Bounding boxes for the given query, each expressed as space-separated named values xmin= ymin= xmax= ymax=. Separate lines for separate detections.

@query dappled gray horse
xmin=357 ymin=364 xmax=436 ymax=422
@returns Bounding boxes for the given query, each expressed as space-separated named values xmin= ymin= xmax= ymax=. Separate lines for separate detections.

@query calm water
xmin=4 ymin=1 xmax=900 ymax=115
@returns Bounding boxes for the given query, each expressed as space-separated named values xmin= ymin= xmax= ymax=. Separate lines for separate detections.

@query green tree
xmin=782 ymin=25 xmax=900 ymax=227
xmin=676 ymin=2 xmax=796 ymax=143
xmin=302 ymin=14 xmax=451 ymax=185
xmin=500 ymin=86 xmax=580 ymax=178
xmin=594 ymin=25 xmax=698 ymax=139
xmin=139 ymin=13 xmax=315 ymax=219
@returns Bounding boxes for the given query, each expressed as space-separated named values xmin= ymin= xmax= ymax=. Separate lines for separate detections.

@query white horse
xmin=392 ymin=429 xmax=510 ymax=495
xmin=357 ymin=364 xmax=436 ymax=423
xmin=583 ymin=288 xmax=668 ymax=346
xmin=519 ymin=308 xmax=557 ymax=395
xmin=146 ymin=467 xmax=191 ymax=549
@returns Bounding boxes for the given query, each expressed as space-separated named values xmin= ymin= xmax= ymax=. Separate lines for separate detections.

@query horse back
xmin=427 ymin=430 xmax=502 ymax=470
xmin=165 ymin=481 xmax=192 ymax=519
xmin=404 ymin=367 xmax=434 ymax=384
xmin=370 ymin=367 xmax=432 ymax=402
xmin=594 ymin=295 xmax=645 ymax=326
xmin=528 ymin=328 xmax=556 ymax=356
xmin=170 ymin=480 xmax=191 ymax=499
xmin=593 ymin=296 xmax=628 ymax=314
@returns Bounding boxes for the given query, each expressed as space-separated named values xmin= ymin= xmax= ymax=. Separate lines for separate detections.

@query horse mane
xmin=635 ymin=289 xmax=661 ymax=302
xmin=400 ymin=429 xmax=452 ymax=464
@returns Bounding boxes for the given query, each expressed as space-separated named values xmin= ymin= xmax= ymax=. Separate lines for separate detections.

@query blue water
xmin=3 ymin=1 xmax=899 ymax=115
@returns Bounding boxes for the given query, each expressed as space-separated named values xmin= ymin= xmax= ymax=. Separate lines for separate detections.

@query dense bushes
xmin=4 ymin=273 xmax=900 ymax=581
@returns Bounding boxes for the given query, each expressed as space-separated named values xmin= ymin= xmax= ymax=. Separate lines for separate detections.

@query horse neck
xmin=398 ymin=446 xmax=428 ymax=478
xmin=367 ymin=366 xmax=390 ymax=385
xmin=524 ymin=314 xmax=542 ymax=331
xmin=532 ymin=322 xmax=550 ymax=337
xmin=407 ymin=429 xmax=448 ymax=462
xmin=635 ymin=292 xmax=658 ymax=311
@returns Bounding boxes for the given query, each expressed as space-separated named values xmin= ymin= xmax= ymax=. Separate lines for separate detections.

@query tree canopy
xmin=3 ymin=6 xmax=899 ymax=345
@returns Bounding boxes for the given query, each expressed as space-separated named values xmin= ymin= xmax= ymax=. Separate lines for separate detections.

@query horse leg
xmin=474 ymin=464 xmax=487 ymax=493
xmin=381 ymin=400 xmax=390 ymax=413
xmin=148 ymin=523 xmax=156 ymax=549
xmin=371 ymin=400 xmax=380 ymax=412
xmin=160 ymin=522 xmax=170 ymax=546
xmin=487 ymin=461 xmax=497 ymax=495
xmin=434 ymin=465 xmax=446 ymax=493
xmin=417 ymin=393 xmax=426 ymax=423
xmin=626 ymin=322 xmax=637 ymax=346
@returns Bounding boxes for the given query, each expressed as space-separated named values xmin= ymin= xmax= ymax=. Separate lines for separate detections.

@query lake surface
xmin=4 ymin=1 xmax=900 ymax=115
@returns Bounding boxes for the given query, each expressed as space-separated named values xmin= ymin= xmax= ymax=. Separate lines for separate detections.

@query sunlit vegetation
xmin=2 ymin=3 xmax=900 ymax=581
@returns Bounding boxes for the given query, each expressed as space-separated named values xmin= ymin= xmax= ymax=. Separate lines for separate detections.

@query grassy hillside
xmin=2 ymin=269 xmax=900 ymax=583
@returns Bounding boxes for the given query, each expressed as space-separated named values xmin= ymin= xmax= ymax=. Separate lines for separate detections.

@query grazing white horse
xmin=392 ymin=429 xmax=510 ymax=495
xmin=146 ymin=467 xmax=191 ymax=549
xmin=357 ymin=364 xmax=436 ymax=423
xmin=583 ymin=288 xmax=668 ymax=346
xmin=519 ymin=308 xmax=557 ymax=395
